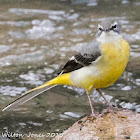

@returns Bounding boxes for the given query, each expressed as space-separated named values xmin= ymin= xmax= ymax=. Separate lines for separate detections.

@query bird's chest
xmin=93 ymin=39 xmax=130 ymax=88
xmin=101 ymin=39 xmax=129 ymax=67
xmin=101 ymin=42 xmax=122 ymax=63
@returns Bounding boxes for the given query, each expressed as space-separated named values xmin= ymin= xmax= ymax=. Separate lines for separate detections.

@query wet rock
xmin=54 ymin=109 xmax=140 ymax=140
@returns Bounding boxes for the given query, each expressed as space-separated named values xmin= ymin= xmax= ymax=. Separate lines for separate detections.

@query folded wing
xmin=62 ymin=39 xmax=101 ymax=73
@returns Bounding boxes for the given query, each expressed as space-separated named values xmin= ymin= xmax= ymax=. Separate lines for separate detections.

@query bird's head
xmin=96 ymin=20 xmax=121 ymax=42
xmin=97 ymin=21 xmax=120 ymax=36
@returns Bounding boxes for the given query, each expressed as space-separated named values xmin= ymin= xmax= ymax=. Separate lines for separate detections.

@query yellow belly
xmin=77 ymin=39 xmax=130 ymax=91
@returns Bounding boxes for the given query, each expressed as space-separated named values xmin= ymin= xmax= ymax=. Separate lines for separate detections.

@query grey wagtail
xmin=2 ymin=20 xmax=130 ymax=116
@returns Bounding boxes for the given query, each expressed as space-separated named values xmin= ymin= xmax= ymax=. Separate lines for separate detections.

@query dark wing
xmin=62 ymin=39 xmax=101 ymax=73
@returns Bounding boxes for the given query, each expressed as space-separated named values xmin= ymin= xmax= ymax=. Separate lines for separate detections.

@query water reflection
xmin=0 ymin=0 xmax=140 ymax=139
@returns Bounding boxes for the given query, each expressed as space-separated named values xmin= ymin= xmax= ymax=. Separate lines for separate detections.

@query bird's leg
xmin=86 ymin=92 xmax=96 ymax=117
xmin=96 ymin=89 xmax=114 ymax=112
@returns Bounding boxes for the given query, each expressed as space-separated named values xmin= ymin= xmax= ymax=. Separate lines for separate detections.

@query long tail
xmin=2 ymin=73 xmax=72 ymax=111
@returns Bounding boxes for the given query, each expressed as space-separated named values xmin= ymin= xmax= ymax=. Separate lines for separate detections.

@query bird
xmin=2 ymin=20 xmax=130 ymax=117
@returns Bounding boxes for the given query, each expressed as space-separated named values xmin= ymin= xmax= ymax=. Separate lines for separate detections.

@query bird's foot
xmin=86 ymin=113 xmax=97 ymax=121
xmin=91 ymin=112 xmax=97 ymax=119
xmin=98 ymin=105 xmax=117 ymax=118
xmin=105 ymin=105 xmax=115 ymax=113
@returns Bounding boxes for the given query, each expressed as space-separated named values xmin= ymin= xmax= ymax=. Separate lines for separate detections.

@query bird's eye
xmin=99 ymin=27 xmax=103 ymax=31
xmin=98 ymin=24 xmax=103 ymax=31
xmin=111 ymin=25 xmax=117 ymax=29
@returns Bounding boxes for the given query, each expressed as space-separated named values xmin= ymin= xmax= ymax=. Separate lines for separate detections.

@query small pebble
xmin=124 ymin=136 xmax=130 ymax=139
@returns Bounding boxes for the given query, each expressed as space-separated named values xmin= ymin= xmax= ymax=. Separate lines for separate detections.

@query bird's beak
xmin=104 ymin=29 xmax=110 ymax=32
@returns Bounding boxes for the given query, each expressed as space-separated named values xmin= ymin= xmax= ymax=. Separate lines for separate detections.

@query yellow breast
xmin=92 ymin=38 xmax=130 ymax=89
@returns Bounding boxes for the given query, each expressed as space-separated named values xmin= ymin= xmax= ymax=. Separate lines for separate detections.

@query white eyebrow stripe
xmin=112 ymin=21 xmax=118 ymax=26
xmin=98 ymin=24 xmax=103 ymax=29
xmin=114 ymin=21 xmax=118 ymax=25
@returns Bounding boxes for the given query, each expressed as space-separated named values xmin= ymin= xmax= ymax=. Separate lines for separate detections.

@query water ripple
xmin=0 ymin=86 xmax=27 ymax=96
xmin=9 ymin=8 xmax=65 ymax=15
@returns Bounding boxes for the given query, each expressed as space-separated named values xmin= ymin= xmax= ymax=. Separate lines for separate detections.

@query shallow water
xmin=0 ymin=0 xmax=140 ymax=139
